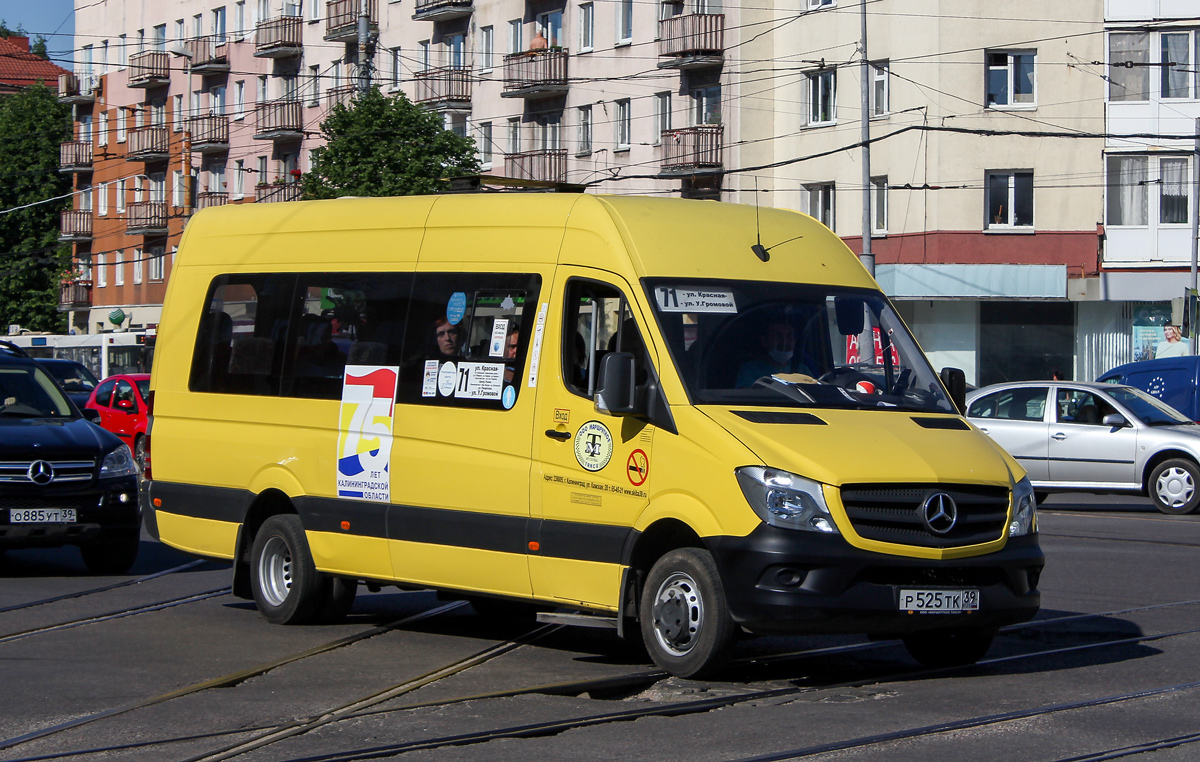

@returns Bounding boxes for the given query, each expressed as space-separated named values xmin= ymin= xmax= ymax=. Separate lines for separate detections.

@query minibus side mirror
xmin=596 ymin=352 xmax=637 ymax=415
xmin=939 ymin=367 xmax=967 ymax=414
xmin=834 ymin=297 xmax=866 ymax=336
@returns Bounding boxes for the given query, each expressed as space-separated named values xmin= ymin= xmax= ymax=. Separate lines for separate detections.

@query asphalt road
xmin=1 ymin=493 xmax=1198 ymax=762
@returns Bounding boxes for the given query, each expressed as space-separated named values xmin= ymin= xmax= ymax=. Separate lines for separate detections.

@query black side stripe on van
xmin=149 ymin=481 xmax=633 ymax=565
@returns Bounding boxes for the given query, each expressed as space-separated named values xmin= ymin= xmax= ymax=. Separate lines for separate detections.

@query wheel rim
xmin=651 ymin=571 xmax=704 ymax=657
xmin=1156 ymin=467 xmax=1195 ymax=509
xmin=258 ymin=535 xmax=293 ymax=608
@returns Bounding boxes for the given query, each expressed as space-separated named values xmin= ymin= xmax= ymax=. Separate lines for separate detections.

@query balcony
xmin=59 ymin=280 xmax=93 ymax=311
xmin=660 ymin=125 xmax=723 ymax=175
xmin=412 ymin=0 xmax=472 ymax=22
xmin=326 ymin=0 xmax=377 ymax=41
xmin=189 ymin=114 xmax=230 ymax=153
xmin=505 ymin=149 xmax=567 ymax=184
xmin=58 ymin=72 xmax=97 ymax=104
xmin=183 ymin=36 xmax=230 ymax=74
xmin=657 ymin=14 xmax=725 ymax=69
xmin=126 ymin=201 xmax=169 ymax=236
xmin=414 ymin=67 xmax=472 ymax=109
xmin=128 ymin=51 xmax=171 ymax=88
xmin=196 ymin=191 xmax=229 ymax=210
xmin=255 ymin=17 xmax=303 ymax=58
xmin=59 ymin=141 xmax=93 ymax=173
xmin=254 ymin=100 xmax=305 ymax=141
xmin=126 ymin=126 xmax=170 ymax=162
xmin=255 ymin=183 xmax=303 ymax=203
xmin=326 ymin=84 xmax=356 ymax=108
xmin=502 ymin=49 xmax=569 ymax=98
xmin=59 ymin=210 xmax=93 ymax=242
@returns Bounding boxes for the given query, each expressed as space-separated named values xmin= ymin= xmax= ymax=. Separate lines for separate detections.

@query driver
xmin=735 ymin=319 xmax=814 ymax=388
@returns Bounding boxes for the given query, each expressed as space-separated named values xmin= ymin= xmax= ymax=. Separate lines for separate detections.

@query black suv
xmin=0 ymin=341 xmax=141 ymax=573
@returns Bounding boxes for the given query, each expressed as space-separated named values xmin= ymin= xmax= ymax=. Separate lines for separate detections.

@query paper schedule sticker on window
xmin=489 ymin=318 xmax=509 ymax=357
xmin=337 ymin=365 xmax=399 ymax=503
xmin=655 ymin=286 xmax=737 ymax=313
xmin=454 ymin=362 xmax=504 ymax=400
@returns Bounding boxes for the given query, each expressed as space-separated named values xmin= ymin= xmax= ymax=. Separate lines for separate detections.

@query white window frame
xmin=615 ymin=98 xmax=631 ymax=150
xmin=233 ymin=159 xmax=245 ymax=198
xmin=389 ymin=48 xmax=402 ymax=88
xmin=149 ymin=247 xmax=165 ymax=281
xmin=308 ymin=65 xmax=320 ymax=105
xmin=479 ymin=121 xmax=493 ymax=167
xmin=508 ymin=19 xmax=523 ymax=54
xmin=985 ymin=170 xmax=1034 ymax=229
xmin=446 ymin=33 xmax=465 ymax=68
xmin=808 ymin=69 xmax=836 ymax=125
xmin=133 ymin=248 xmax=143 ymax=285
xmin=508 ymin=117 xmax=521 ymax=154
xmin=96 ymin=253 xmax=106 ymax=288
xmin=616 ymin=0 xmax=633 ymax=45
xmin=98 ymin=112 xmax=108 ymax=146
xmin=97 ymin=182 xmax=107 ymax=216
xmin=235 ymin=1 xmax=247 ymax=38
xmin=258 ymin=156 xmax=268 ymax=187
xmin=808 ymin=0 xmax=834 ymax=7
xmin=114 ymin=251 xmax=125 ymax=287
xmin=805 ymin=182 xmax=835 ymax=229
xmin=479 ymin=28 xmax=493 ymax=72
xmin=871 ymin=61 xmax=889 ymax=117
xmin=579 ymin=3 xmax=594 ymax=53
xmin=1160 ymin=30 xmax=1194 ymax=100
xmin=235 ymin=81 xmax=246 ymax=119
xmin=117 ymin=109 xmax=127 ymax=142
xmin=871 ymin=176 xmax=887 ymax=235
xmin=1106 ymin=153 xmax=1193 ymax=228
xmin=986 ymin=50 xmax=1036 ymax=109
xmin=116 ymin=179 xmax=126 ymax=213
xmin=118 ymin=34 xmax=127 ymax=67
xmin=172 ymin=170 xmax=184 ymax=207
xmin=654 ymin=92 xmax=671 ymax=144
xmin=577 ymin=105 xmax=592 ymax=155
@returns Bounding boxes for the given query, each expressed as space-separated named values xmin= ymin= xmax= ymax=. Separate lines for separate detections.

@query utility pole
xmin=356 ymin=0 xmax=375 ymax=94
xmin=859 ymin=0 xmax=873 ymax=277
xmin=1191 ymin=117 xmax=1199 ymax=354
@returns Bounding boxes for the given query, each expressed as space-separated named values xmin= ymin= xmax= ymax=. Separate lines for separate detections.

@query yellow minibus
xmin=145 ymin=194 xmax=1042 ymax=677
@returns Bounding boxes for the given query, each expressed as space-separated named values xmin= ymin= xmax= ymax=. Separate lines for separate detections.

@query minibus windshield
xmin=645 ymin=279 xmax=955 ymax=414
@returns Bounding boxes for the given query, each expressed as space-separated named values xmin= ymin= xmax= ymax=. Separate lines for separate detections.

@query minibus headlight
xmin=736 ymin=467 xmax=839 ymax=534
xmin=100 ymin=447 xmax=138 ymax=479
xmin=1010 ymin=476 xmax=1038 ymax=537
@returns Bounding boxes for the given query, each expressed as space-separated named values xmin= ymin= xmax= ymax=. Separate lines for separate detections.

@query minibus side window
xmin=398 ymin=272 xmax=541 ymax=409
xmin=280 ymin=273 xmax=415 ymax=400
xmin=563 ymin=280 xmax=650 ymax=400
xmin=189 ymin=274 xmax=295 ymax=395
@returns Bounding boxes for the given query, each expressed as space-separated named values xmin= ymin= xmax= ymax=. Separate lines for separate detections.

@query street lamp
xmin=167 ymin=42 xmax=194 ymax=212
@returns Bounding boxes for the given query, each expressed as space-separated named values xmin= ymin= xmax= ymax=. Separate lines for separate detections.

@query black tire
xmin=80 ymin=533 xmax=140 ymax=574
xmin=1148 ymin=459 xmax=1200 ymax=515
xmin=133 ymin=436 xmax=148 ymax=476
xmin=316 ymin=577 xmax=358 ymax=623
xmin=1034 ymin=491 xmax=1050 ymax=507
xmin=250 ymin=515 xmax=325 ymax=625
xmin=639 ymin=548 xmax=735 ymax=679
xmin=902 ymin=627 xmax=995 ymax=668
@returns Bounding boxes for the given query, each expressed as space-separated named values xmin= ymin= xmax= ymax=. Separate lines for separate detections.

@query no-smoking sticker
xmin=627 ymin=449 xmax=649 ymax=486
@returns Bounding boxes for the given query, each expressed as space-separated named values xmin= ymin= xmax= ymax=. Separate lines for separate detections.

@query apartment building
xmin=60 ymin=0 xmax=739 ymax=334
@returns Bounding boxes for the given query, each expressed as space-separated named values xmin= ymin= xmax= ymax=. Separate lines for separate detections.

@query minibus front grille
xmin=838 ymin=483 xmax=1010 ymax=548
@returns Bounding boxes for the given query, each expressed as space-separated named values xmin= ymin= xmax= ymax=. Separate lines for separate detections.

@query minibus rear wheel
xmin=639 ymin=548 xmax=735 ymax=678
xmin=902 ymin=627 xmax=995 ymax=668
xmin=250 ymin=515 xmax=325 ymax=625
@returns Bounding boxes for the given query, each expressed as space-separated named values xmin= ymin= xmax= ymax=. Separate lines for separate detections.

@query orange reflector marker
xmin=528 ymin=541 xmax=540 ymax=551
xmin=153 ymin=498 xmax=161 ymax=507
xmin=341 ymin=521 xmax=351 ymax=531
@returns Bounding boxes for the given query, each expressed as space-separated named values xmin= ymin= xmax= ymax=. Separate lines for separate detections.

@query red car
xmin=85 ymin=374 xmax=151 ymax=471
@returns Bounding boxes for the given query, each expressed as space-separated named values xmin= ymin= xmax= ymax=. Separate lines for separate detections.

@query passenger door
xmin=531 ymin=272 xmax=658 ymax=610
xmin=966 ymin=386 xmax=1051 ymax=482
xmin=90 ymin=378 xmax=116 ymax=430
xmin=109 ymin=379 xmax=139 ymax=445
xmin=1048 ymin=387 xmax=1138 ymax=487
xmin=386 ymin=270 xmax=548 ymax=599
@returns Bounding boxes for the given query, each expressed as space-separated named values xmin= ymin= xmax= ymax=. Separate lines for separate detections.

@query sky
xmin=2 ymin=0 xmax=75 ymax=63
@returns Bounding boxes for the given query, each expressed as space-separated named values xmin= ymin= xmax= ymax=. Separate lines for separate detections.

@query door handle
xmin=1052 ymin=432 xmax=1067 ymax=441
xmin=545 ymin=429 xmax=571 ymax=441
xmin=978 ymin=427 xmax=989 ymax=433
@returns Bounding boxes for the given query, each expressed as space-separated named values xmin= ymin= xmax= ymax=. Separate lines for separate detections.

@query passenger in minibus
xmin=735 ymin=317 xmax=814 ymax=388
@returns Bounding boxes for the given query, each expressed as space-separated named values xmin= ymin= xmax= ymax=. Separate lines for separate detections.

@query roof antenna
xmin=751 ymin=177 xmax=769 ymax=262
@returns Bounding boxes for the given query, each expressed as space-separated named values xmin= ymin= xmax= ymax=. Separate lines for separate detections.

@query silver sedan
xmin=964 ymin=381 xmax=1200 ymax=515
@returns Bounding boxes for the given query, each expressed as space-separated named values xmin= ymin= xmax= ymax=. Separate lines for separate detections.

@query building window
xmin=446 ymin=33 xmax=465 ymax=68
xmin=871 ymin=62 xmax=889 ymax=117
xmin=508 ymin=19 xmax=522 ymax=54
xmin=172 ymin=94 xmax=183 ymax=130
xmin=175 ymin=18 xmax=185 ymax=43
xmin=234 ymin=159 xmax=245 ymax=198
xmin=1161 ymin=32 xmax=1192 ymax=99
xmin=136 ymin=29 xmax=145 ymax=54
xmin=871 ymin=176 xmax=887 ymax=234
xmin=258 ymin=74 xmax=268 ymax=103
xmin=172 ymin=170 xmax=184 ymax=207
xmin=149 ymin=247 xmax=165 ymax=281
xmin=153 ymin=24 xmax=167 ymax=51
xmin=79 ymin=181 xmax=92 ymax=212
xmin=986 ymin=171 xmax=1034 ymax=229
xmin=808 ymin=69 xmax=836 ymax=125
xmin=308 ymin=0 xmax=320 ymax=21
xmin=693 ymin=85 xmax=720 ymax=125
xmin=116 ymin=179 xmax=126 ymax=213
xmin=479 ymin=122 xmax=493 ymax=166
xmin=479 ymin=28 xmax=493 ymax=71
xmin=96 ymin=253 xmax=106 ymax=288
xmin=577 ymin=105 xmax=592 ymax=155
xmin=508 ymin=117 xmax=521 ymax=154
xmin=1109 ymin=32 xmax=1149 ymax=102
xmin=114 ymin=251 xmax=124 ymax=287
xmin=1160 ymin=157 xmax=1189 ymax=223
xmin=133 ymin=249 xmax=143 ymax=285
xmin=579 ymin=3 xmax=594 ymax=52
xmin=617 ymin=0 xmax=633 ymax=44
xmin=118 ymin=34 xmax=127 ymax=66
xmin=97 ymin=183 xmax=107 ymax=216
xmin=258 ymin=156 xmax=268 ymax=186
xmin=418 ymin=40 xmax=430 ymax=70
xmin=117 ymin=109 xmax=127 ymax=142
xmin=235 ymin=81 xmax=245 ymax=118
xmin=615 ymin=99 xmax=631 ymax=149
xmin=654 ymin=92 xmax=671 ymax=144
xmin=309 ymin=65 xmax=320 ymax=105
xmin=98 ymin=112 xmax=108 ymax=146
xmin=986 ymin=51 xmax=1035 ymax=108
xmin=808 ymin=0 xmax=834 ymax=7
xmin=390 ymin=47 xmax=402 ymax=87
xmin=805 ymin=183 xmax=835 ymax=229
xmin=1105 ymin=154 xmax=1194 ymax=228
xmin=235 ymin=1 xmax=246 ymax=37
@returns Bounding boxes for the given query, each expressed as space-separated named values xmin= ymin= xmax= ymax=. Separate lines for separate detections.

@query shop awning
xmin=877 ymin=264 xmax=1066 ymax=299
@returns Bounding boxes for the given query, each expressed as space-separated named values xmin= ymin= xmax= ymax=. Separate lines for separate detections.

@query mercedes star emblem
xmin=27 ymin=460 xmax=55 ymax=485
xmin=920 ymin=492 xmax=958 ymax=534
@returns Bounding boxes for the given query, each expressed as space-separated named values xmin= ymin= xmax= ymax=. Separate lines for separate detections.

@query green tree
xmin=0 ymin=84 xmax=72 ymax=332
xmin=302 ymin=87 xmax=479 ymax=199
xmin=0 ymin=20 xmax=50 ymax=60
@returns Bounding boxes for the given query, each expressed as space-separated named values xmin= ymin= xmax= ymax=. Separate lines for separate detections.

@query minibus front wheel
xmin=639 ymin=548 xmax=736 ymax=678
xmin=250 ymin=515 xmax=328 ymax=625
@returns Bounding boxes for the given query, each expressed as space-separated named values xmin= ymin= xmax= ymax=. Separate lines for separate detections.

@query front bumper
xmin=706 ymin=525 xmax=1043 ymax=636
xmin=0 ymin=476 xmax=141 ymax=549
